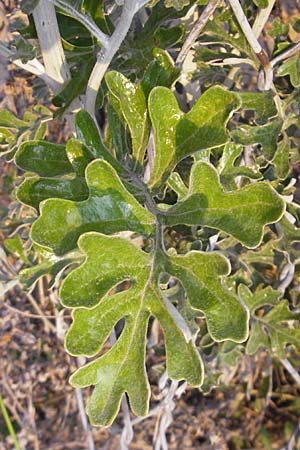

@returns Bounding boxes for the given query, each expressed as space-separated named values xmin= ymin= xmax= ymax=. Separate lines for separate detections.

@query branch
xmin=32 ymin=0 xmax=70 ymax=94
xmin=0 ymin=43 xmax=59 ymax=91
xmin=271 ymin=41 xmax=300 ymax=67
xmin=227 ymin=0 xmax=273 ymax=90
xmin=176 ymin=0 xmax=220 ymax=68
xmin=85 ymin=0 xmax=149 ymax=116
xmin=252 ymin=0 xmax=276 ymax=38
xmin=48 ymin=0 xmax=109 ymax=48
xmin=280 ymin=358 xmax=300 ymax=388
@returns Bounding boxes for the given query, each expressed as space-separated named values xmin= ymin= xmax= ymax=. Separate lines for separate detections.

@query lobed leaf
xmin=31 ymin=160 xmax=155 ymax=255
xmin=148 ymin=86 xmax=240 ymax=189
xmin=239 ymin=285 xmax=300 ymax=357
xmin=61 ymin=231 xmax=248 ymax=426
xmin=160 ymin=162 xmax=285 ymax=248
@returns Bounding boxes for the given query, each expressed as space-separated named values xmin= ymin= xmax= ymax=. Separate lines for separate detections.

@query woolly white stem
xmin=33 ymin=0 xmax=70 ymax=93
xmin=49 ymin=0 xmax=109 ymax=47
xmin=252 ymin=0 xmax=276 ymax=38
xmin=85 ymin=0 xmax=149 ymax=116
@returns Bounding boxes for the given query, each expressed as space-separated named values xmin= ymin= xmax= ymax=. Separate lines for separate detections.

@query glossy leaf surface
xmin=106 ymin=71 xmax=150 ymax=168
xmin=31 ymin=160 xmax=154 ymax=255
xmin=160 ymin=162 xmax=285 ymax=248
xmin=148 ymin=86 xmax=240 ymax=188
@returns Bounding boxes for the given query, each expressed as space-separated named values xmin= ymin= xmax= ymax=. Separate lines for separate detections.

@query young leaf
xmin=105 ymin=71 xmax=150 ymax=169
xmin=62 ymin=232 xmax=203 ymax=426
xmin=231 ymin=120 xmax=283 ymax=161
xmin=217 ymin=143 xmax=262 ymax=190
xmin=160 ymin=162 xmax=285 ymax=248
xmin=75 ymin=110 xmax=125 ymax=173
xmin=148 ymin=86 xmax=240 ymax=189
xmin=277 ymin=53 xmax=300 ymax=88
xmin=239 ymin=285 xmax=300 ymax=357
xmin=31 ymin=160 xmax=155 ymax=255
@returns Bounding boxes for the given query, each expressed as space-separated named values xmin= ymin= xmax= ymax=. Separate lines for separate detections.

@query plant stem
xmin=0 ymin=392 xmax=21 ymax=450
xmin=227 ymin=0 xmax=273 ymax=90
xmin=49 ymin=0 xmax=109 ymax=47
xmin=176 ymin=0 xmax=220 ymax=67
xmin=33 ymin=0 xmax=70 ymax=93
xmin=271 ymin=41 xmax=300 ymax=67
xmin=252 ymin=0 xmax=276 ymax=38
xmin=85 ymin=0 xmax=148 ymax=116
xmin=280 ymin=358 xmax=300 ymax=387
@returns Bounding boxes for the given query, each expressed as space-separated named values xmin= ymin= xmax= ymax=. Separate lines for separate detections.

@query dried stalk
xmin=176 ymin=0 xmax=220 ymax=67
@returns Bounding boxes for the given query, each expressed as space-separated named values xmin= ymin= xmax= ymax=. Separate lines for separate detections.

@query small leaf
xmin=272 ymin=137 xmax=290 ymax=180
xmin=232 ymin=120 xmax=283 ymax=161
xmin=237 ymin=92 xmax=278 ymax=124
xmin=4 ymin=234 xmax=29 ymax=264
xmin=160 ymin=162 xmax=285 ymax=248
xmin=15 ymin=141 xmax=73 ymax=177
xmin=0 ymin=110 xmax=29 ymax=128
xmin=106 ymin=71 xmax=150 ymax=169
xmin=31 ymin=160 xmax=155 ymax=255
xmin=277 ymin=53 xmax=300 ymax=87
xmin=141 ymin=48 xmax=180 ymax=97
xmin=218 ymin=143 xmax=262 ymax=190
xmin=239 ymin=285 xmax=300 ymax=357
xmin=148 ymin=86 xmax=240 ymax=188
xmin=75 ymin=110 xmax=124 ymax=173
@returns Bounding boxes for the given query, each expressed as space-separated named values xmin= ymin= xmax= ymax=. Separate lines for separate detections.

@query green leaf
xmin=218 ymin=143 xmax=262 ymax=190
xmin=253 ymin=0 xmax=269 ymax=8
xmin=17 ymin=176 xmax=89 ymax=210
xmin=52 ymin=58 xmax=95 ymax=116
xmin=239 ymin=285 xmax=300 ymax=357
xmin=4 ymin=234 xmax=29 ymax=264
xmin=105 ymin=71 xmax=150 ymax=169
xmin=75 ymin=110 xmax=124 ymax=173
xmin=0 ymin=110 xmax=29 ymax=128
xmin=164 ymin=0 xmax=190 ymax=9
xmin=15 ymin=141 xmax=73 ymax=177
xmin=272 ymin=136 xmax=290 ymax=180
xmin=231 ymin=120 xmax=283 ymax=161
xmin=277 ymin=53 xmax=300 ymax=88
xmin=160 ymin=162 xmax=285 ymax=248
xmin=141 ymin=48 xmax=180 ymax=97
xmin=31 ymin=160 xmax=155 ymax=255
xmin=165 ymin=251 xmax=249 ymax=342
xmin=148 ymin=86 xmax=240 ymax=189
xmin=237 ymin=92 xmax=278 ymax=124
xmin=20 ymin=256 xmax=78 ymax=289
xmin=62 ymin=233 xmax=203 ymax=426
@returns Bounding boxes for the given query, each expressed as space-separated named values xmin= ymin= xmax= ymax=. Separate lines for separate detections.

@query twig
xmin=75 ymin=388 xmax=95 ymax=450
xmin=280 ymin=358 xmax=300 ymax=387
xmin=0 ymin=43 xmax=57 ymax=91
xmin=26 ymin=293 xmax=57 ymax=333
xmin=227 ymin=0 xmax=273 ymax=90
xmin=271 ymin=41 xmax=300 ymax=67
xmin=176 ymin=0 xmax=220 ymax=67
xmin=252 ymin=0 xmax=276 ymax=38
xmin=48 ymin=0 xmax=109 ymax=47
xmin=85 ymin=0 xmax=149 ymax=116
